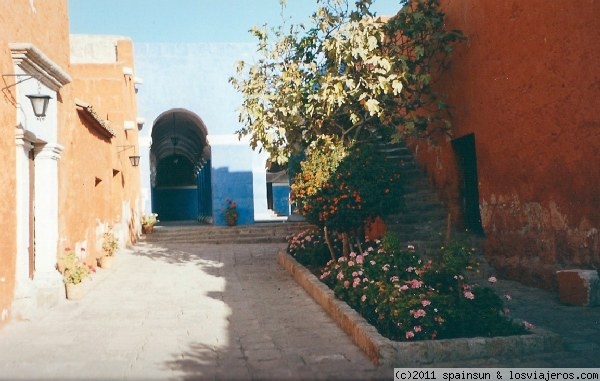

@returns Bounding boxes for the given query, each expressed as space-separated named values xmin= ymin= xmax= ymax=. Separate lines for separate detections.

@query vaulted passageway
xmin=150 ymin=109 xmax=211 ymax=222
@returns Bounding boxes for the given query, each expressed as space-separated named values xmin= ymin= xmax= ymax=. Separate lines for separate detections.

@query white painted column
xmin=32 ymin=143 xmax=64 ymax=297
xmin=252 ymin=150 xmax=272 ymax=221
xmin=13 ymin=131 xmax=34 ymax=299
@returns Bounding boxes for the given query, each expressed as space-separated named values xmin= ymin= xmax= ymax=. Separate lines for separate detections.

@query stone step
xmin=143 ymin=222 xmax=313 ymax=245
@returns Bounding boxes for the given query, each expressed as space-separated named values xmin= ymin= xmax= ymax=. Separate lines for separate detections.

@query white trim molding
xmin=10 ymin=43 xmax=71 ymax=91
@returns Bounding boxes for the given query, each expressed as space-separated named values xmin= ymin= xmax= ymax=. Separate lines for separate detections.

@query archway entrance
xmin=150 ymin=109 xmax=211 ymax=222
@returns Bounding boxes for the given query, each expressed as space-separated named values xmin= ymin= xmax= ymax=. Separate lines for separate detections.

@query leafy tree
xmin=230 ymin=0 xmax=463 ymax=165
xmin=291 ymin=138 xmax=403 ymax=257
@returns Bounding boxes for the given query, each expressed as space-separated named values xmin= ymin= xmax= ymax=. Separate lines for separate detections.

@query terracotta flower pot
xmin=65 ymin=281 xmax=86 ymax=300
xmin=226 ymin=216 xmax=237 ymax=226
xmin=142 ymin=224 xmax=154 ymax=234
xmin=97 ymin=255 xmax=114 ymax=269
xmin=365 ymin=216 xmax=387 ymax=241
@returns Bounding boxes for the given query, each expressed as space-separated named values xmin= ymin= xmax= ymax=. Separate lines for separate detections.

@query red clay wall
xmin=60 ymin=38 xmax=141 ymax=267
xmin=0 ymin=0 xmax=70 ymax=329
xmin=410 ymin=0 xmax=600 ymax=289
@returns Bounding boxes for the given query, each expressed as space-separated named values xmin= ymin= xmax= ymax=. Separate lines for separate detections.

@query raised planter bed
xmin=278 ymin=250 xmax=562 ymax=366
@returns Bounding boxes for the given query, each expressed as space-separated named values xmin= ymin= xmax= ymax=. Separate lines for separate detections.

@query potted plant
xmin=224 ymin=198 xmax=238 ymax=226
xmin=98 ymin=228 xmax=118 ymax=269
xmin=59 ymin=248 xmax=93 ymax=300
xmin=141 ymin=213 xmax=159 ymax=234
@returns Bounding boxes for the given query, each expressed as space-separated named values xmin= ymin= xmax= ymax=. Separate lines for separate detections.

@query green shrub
xmin=314 ymin=233 xmax=528 ymax=341
xmin=287 ymin=229 xmax=341 ymax=268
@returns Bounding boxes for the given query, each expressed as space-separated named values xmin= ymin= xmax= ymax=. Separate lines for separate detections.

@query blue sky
xmin=69 ymin=0 xmax=403 ymax=43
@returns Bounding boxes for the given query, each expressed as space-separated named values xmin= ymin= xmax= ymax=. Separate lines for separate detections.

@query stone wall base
xmin=556 ymin=270 xmax=600 ymax=307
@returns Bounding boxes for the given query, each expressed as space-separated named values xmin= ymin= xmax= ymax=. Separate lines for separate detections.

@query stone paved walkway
xmin=0 ymin=239 xmax=599 ymax=381
xmin=0 ymin=241 xmax=388 ymax=380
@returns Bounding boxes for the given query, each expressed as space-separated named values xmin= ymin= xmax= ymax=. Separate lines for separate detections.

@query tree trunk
xmin=323 ymin=226 xmax=336 ymax=262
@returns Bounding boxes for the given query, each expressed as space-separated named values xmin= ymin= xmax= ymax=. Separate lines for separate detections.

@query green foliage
xmin=59 ymin=249 xmax=92 ymax=285
xmin=293 ymin=142 xmax=402 ymax=236
xmin=290 ymin=136 xmax=348 ymax=217
xmin=102 ymin=228 xmax=119 ymax=257
xmin=141 ymin=213 xmax=159 ymax=226
xmin=287 ymin=228 xmax=341 ymax=268
xmin=311 ymin=233 xmax=528 ymax=341
xmin=230 ymin=0 xmax=464 ymax=165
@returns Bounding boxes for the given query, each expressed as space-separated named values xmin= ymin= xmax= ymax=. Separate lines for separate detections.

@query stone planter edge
xmin=277 ymin=250 xmax=562 ymax=367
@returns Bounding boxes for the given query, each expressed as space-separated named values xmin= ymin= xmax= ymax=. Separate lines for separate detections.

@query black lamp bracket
xmin=1 ymin=73 xmax=42 ymax=91
xmin=117 ymin=145 xmax=136 ymax=153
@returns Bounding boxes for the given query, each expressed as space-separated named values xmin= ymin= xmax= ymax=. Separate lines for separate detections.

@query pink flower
xmin=488 ymin=276 xmax=497 ymax=283
xmin=523 ymin=321 xmax=534 ymax=330
xmin=337 ymin=271 xmax=344 ymax=280
xmin=503 ymin=307 xmax=510 ymax=315
xmin=410 ymin=309 xmax=426 ymax=318
xmin=352 ymin=277 xmax=361 ymax=288
xmin=356 ymin=255 xmax=364 ymax=264
xmin=361 ymin=295 xmax=367 ymax=302
xmin=463 ymin=291 xmax=475 ymax=300
xmin=348 ymin=261 xmax=355 ymax=267
xmin=421 ymin=300 xmax=431 ymax=307
xmin=414 ymin=325 xmax=422 ymax=333
xmin=405 ymin=331 xmax=415 ymax=339
xmin=349 ymin=252 xmax=356 ymax=258
xmin=343 ymin=280 xmax=350 ymax=288
xmin=338 ymin=256 xmax=347 ymax=263
xmin=406 ymin=279 xmax=423 ymax=289
xmin=305 ymin=235 xmax=312 ymax=242
xmin=399 ymin=285 xmax=409 ymax=292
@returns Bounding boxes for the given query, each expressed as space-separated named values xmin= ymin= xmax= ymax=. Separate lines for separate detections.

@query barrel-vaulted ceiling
xmin=150 ymin=109 xmax=209 ymax=165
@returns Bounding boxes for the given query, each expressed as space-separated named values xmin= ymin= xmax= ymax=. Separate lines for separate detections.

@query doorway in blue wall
xmin=150 ymin=109 xmax=212 ymax=222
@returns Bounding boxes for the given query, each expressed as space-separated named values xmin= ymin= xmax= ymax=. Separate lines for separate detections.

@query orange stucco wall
xmin=1 ymin=1 xmax=141 ymax=329
xmin=60 ymin=37 xmax=141 ymax=266
xmin=0 ymin=0 xmax=71 ymax=329
xmin=409 ymin=0 xmax=600 ymax=289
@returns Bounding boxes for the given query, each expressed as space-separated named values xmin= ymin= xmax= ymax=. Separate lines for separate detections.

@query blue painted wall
xmin=211 ymin=143 xmax=257 ymax=226
xmin=273 ymin=184 xmax=290 ymax=216
xmin=134 ymin=43 xmax=290 ymax=223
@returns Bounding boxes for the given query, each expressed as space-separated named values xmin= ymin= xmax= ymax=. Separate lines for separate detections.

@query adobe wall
xmin=409 ymin=0 xmax=600 ymax=289
xmin=61 ymin=36 xmax=141 ymax=266
xmin=0 ymin=0 xmax=70 ymax=328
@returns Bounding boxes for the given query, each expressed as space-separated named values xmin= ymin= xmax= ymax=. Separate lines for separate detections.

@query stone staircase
xmin=142 ymin=221 xmax=313 ymax=245
xmin=379 ymin=139 xmax=491 ymax=276
xmin=378 ymin=140 xmax=452 ymax=255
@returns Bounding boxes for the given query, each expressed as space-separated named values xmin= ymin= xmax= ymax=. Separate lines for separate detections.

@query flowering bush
xmin=316 ymin=234 xmax=528 ymax=341
xmin=141 ymin=213 xmax=159 ymax=226
xmin=292 ymin=140 xmax=403 ymax=257
xmin=58 ymin=249 xmax=94 ymax=285
xmin=224 ymin=198 xmax=238 ymax=224
xmin=102 ymin=228 xmax=119 ymax=257
xmin=287 ymin=229 xmax=342 ymax=268
xmin=293 ymin=142 xmax=402 ymax=232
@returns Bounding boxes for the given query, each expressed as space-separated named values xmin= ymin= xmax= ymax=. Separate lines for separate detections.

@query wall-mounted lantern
xmin=118 ymin=145 xmax=140 ymax=167
xmin=26 ymin=93 xmax=51 ymax=118
xmin=2 ymin=74 xmax=51 ymax=118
